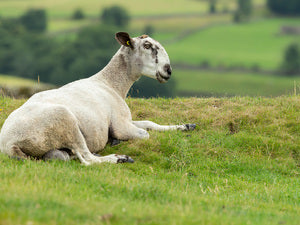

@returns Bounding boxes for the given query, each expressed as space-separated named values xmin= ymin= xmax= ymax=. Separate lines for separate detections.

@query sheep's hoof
xmin=116 ymin=155 xmax=134 ymax=163
xmin=185 ymin=124 xmax=196 ymax=131
xmin=110 ymin=138 xmax=121 ymax=146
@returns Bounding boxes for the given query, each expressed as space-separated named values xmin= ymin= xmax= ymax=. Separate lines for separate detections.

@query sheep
xmin=0 ymin=32 xmax=195 ymax=165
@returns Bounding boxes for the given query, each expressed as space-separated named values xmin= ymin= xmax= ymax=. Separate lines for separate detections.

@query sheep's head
xmin=115 ymin=32 xmax=172 ymax=83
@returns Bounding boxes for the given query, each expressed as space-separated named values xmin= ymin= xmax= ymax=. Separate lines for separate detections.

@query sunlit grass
xmin=0 ymin=0 xmax=266 ymax=19
xmin=0 ymin=0 xmax=209 ymax=18
xmin=0 ymin=74 xmax=41 ymax=88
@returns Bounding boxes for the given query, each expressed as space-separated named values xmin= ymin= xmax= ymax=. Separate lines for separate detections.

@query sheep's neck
xmin=95 ymin=52 xmax=139 ymax=99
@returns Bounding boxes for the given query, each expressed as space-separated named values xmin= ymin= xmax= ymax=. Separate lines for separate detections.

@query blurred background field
xmin=0 ymin=0 xmax=299 ymax=98
xmin=0 ymin=0 xmax=266 ymax=18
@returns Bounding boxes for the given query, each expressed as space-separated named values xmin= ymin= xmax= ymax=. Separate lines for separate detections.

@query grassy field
xmin=133 ymin=13 xmax=232 ymax=40
xmin=166 ymin=18 xmax=300 ymax=70
xmin=0 ymin=0 xmax=266 ymax=18
xmin=0 ymin=96 xmax=299 ymax=225
xmin=174 ymin=69 xmax=300 ymax=97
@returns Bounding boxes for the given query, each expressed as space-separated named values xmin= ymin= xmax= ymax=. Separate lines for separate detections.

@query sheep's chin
xmin=156 ymin=72 xmax=169 ymax=83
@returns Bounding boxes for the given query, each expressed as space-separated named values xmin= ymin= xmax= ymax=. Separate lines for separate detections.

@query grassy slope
xmin=166 ymin=18 xmax=300 ymax=70
xmin=174 ymin=69 xmax=300 ymax=97
xmin=0 ymin=96 xmax=299 ymax=225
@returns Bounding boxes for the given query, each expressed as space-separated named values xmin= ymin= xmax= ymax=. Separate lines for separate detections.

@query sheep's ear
xmin=115 ymin=32 xmax=134 ymax=49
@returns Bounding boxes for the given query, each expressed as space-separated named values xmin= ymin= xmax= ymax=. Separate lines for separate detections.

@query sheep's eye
xmin=144 ymin=43 xmax=151 ymax=49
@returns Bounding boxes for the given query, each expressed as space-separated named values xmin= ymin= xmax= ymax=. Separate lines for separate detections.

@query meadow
xmin=174 ymin=69 xmax=300 ymax=97
xmin=165 ymin=18 xmax=300 ymax=70
xmin=0 ymin=95 xmax=299 ymax=225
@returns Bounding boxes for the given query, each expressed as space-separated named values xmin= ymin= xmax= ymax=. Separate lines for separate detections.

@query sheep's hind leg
xmin=7 ymin=145 xmax=28 ymax=161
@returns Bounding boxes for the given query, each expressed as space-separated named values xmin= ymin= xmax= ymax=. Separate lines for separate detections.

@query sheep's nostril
xmin=167 ymin=67 xmax=172 ymax=76
xmin=164 ymin=64 xmax=172 ymax=76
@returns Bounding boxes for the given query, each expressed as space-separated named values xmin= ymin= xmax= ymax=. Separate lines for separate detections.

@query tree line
xmin=0 ymin=9 xmax=120 ymax=85
xmin=267 ymin=0 xmax=300 ymax=16
xmin=0 ymin=6 xmax=174 ymax=97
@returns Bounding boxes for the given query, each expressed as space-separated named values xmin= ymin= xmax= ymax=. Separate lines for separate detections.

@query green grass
xmin=174 ymin=69 xmax=300 ymax=97
xmin=166 ymin=18 xmax=300 ymax=70
xmin=0 ymin=96 xmax=299 ymax=225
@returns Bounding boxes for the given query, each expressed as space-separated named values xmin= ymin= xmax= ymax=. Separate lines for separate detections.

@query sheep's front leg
xmin=65 ymin=125 xmax=134 ymax=165
xmin=132 ymin=121 xmax=196 ymax=131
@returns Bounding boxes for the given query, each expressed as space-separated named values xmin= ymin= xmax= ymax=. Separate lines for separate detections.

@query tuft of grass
xmin=0 ymin=96 xmax=299 ymax=225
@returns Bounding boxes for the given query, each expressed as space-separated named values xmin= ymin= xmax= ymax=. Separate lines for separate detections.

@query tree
xmin=100 ymin=5 xmax=130 ymax=27
xmin=20 ymin=9 xmax=47 ymax=32
xmin=267 ymin=0 xmax=300 ymax=16
xmin=281 ymin=43 xmax=300 ymax=76
xmin=0 ymin=15 xmax=120 ymax=85
xmin=143 ymin=25 xmax=154 ymax=36
xmin=209 ymin=0 xmax=217 ymax=14
xmin=72 ymin=8 xmax=85 ymax=20
xmin=233 ymin=0 xmax=252 ymax=22
xmin=238 ymin=0 xmax=252 ymax=17
xmin=51 ymin=25 xmax=118 ymax=85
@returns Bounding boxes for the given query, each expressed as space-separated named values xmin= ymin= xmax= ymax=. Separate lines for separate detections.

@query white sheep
xmin=0 ymin=32 xmax=195 ymax=165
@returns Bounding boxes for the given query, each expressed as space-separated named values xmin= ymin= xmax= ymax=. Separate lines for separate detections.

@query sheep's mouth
xmin=156 ymin=72 xmax=170 ymax=83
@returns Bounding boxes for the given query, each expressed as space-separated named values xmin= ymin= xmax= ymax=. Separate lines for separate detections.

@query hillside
xmin=166 ymin=18 xmax=300 ymax=70
xmin=0 ymin=96 xmax=299 ymax=225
